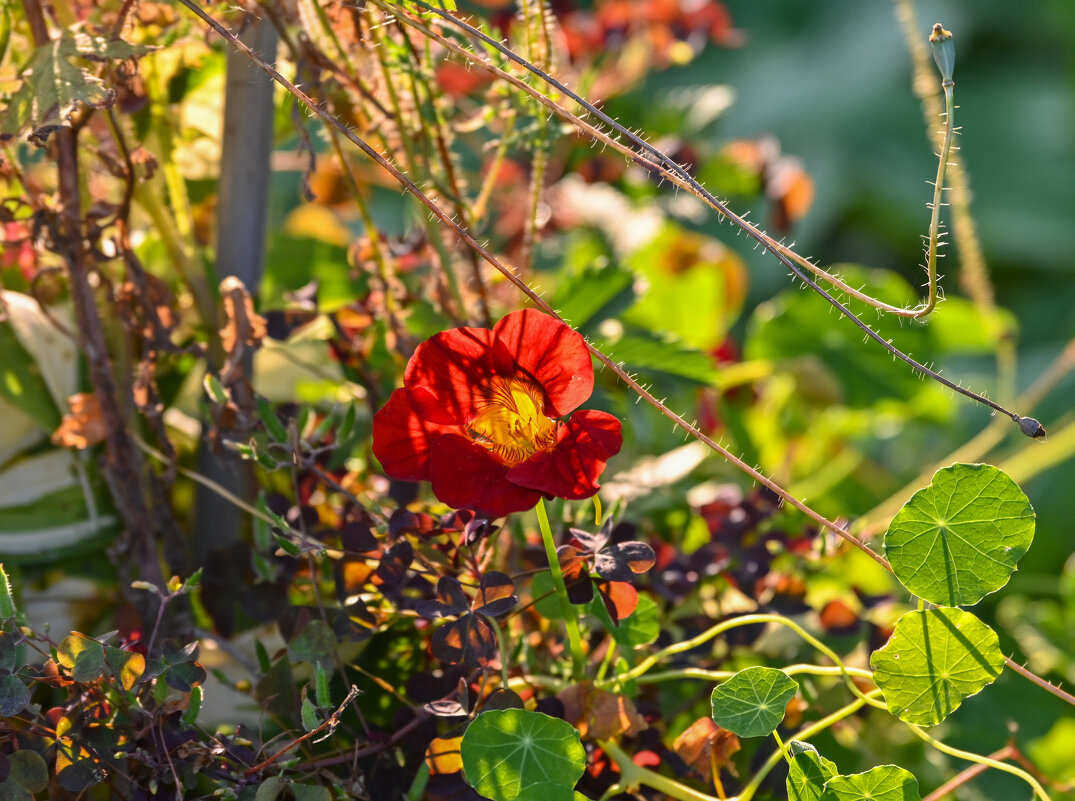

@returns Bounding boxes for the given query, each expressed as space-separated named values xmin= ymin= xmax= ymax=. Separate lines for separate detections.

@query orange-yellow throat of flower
xmin=467 ymin=376 xmax=559 ymax=466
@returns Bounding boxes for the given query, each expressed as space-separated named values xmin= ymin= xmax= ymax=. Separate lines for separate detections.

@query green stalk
xmin=904 ymin=723 xmax=1052 ymax=801
xmin=535 ymin=499 xmax=585 ymax=681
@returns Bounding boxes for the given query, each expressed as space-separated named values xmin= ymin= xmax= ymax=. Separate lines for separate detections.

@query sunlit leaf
xmin=431 ymin=614 xmax=497 ymax=668
xmin=871 ymin=608 xmax=1004 ymax=726
xmin=1 ymin=36 xmax=151 ymax=142
xmin=55 ymin=739 xmax=102 ymax=792
xmin=57 ymin=632 xmax=106 ymax=683
xmin=746 ymin=267 xmax=955 ymax=410
xmin=711 ymin=666 xmax=798 ymax=737
xmin=820 ymin=765 xmax=921 ymax=801
xmin=885 ymin=463 xmax=1034 ymax=607
xmin=595 ymin=328 xmax=719 ymax=385
xmin=673 ymin=717 xmax=741 ymax=781
xmin=105 ymin=646 xmax=145 ymax=691
xmin=0 ymin=319 xmax=61 ymax=430
xmin=426 ymin=735 xmax=464 ymax=775
xmin=787 ymin=741 xmax=837 ymax=801
xmin=460 ymin=709 xmax=585 ymax=801
xmin=552 ymin=260 xmax=636 ymax=333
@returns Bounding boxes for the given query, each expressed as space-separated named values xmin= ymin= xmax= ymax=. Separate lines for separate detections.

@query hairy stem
xmin=536 ymin=499 xmax=586 ymax=681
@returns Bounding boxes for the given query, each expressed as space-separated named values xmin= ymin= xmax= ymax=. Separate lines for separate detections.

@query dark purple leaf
xmin=473 ymin=572 xmax=517 ymax=617
xmin=374 ymin=541 xmax=414 ymax=590
xmin=341 ymin=521 xmax=379 ymax=552
xmin=431 ymin=616 xmax=497 ymax=668
xmin=594 ymin=541 xmax=656 ymax=582
xmin=390 ymin=508 xmax=440 ymax=539
xmin=417 ymin=577 xmax=469 ymax=619
xmin=567 ymin=526 xmax=605 ymax=554
xmin=481 ymin=688 xmax=524 ymax=711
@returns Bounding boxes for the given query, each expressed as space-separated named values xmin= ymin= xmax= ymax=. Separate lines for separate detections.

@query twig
xmin=243 ymin=685 xmax=361 ymax=776
xmin=922 ymin=746 xmax=1012 ymax=801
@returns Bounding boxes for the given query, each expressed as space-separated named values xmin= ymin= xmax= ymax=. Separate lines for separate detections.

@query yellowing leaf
xmin=425 ymin=735 xmax=463 ymax=775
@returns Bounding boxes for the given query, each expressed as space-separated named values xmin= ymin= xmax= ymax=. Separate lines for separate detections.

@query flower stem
xmin=536 ymin=499 xmax=586 ymax=681
xmin=600 ymin=740 xmax=723 ymax=801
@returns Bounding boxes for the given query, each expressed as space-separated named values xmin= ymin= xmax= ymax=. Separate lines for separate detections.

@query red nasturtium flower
xmin=373 ymin=309 xmax=622 ymax=518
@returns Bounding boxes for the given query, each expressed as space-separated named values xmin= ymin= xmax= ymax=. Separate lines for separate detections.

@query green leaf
xmin=7 ymin=751 xmax=48 ymax=793
xmin=0 ymin=6 xmax=12 ymax=67
xmin=203 ymin=374 xmax=229 ymax=405
xmin=710 ymin=666 xmax=799 ymax=737
xmin=183 ymin=685 xmax=202 ymax=725
xmin=532 ymin=571 xmax=565 ymax=620
xmin=870 ymin=608 xmax=1004 ymax=726
xmin=589 ymin=594 xmax=660 ymax=648
xmin=885 ymin=463 xmax=1034 ymax=606
xmin=745 ymin=267 xmax=959 ymax=410
xmin=254 ymin=777 xmax=287 ymax=801
xmin=460 ymin=709 xmax=585 ymax=801
xmin=0 ymin=632 xmax=17 ymax=673
xmin=787 ymin=741 xmax=838 ymax=801
xmin=552 ymin=261 xmax=636 ymax=333
xmin=0 ymin=674 xmax=29 ymax=716
xmin=57 ymin=633 xmax=106 ymax=683
xmin=256 ymin=396 xmax=289 ymax=442
xmin=288 ymin=620 xmax=337 ymax=669
xmin=624 ymin=223 xmax=746 ymax=349
xmin=0 ymin=565 xmax=15 ymax=620
xmin=163 ymin=660 xmax=206 ymax=693
xmin=516 ymin=785 xmax=590 ymax=801
xmin=291 ymin=784 xmax=331 ymax=801
xmin=596 ymin=329 xmax=719 ymax=385
xmin=0 ymin=320 xmax=61 ymax=429
xmin=301 ymin=697 xmax=319 ymax=732
xmin=315 ymin=662 xmax=331 ymax=709
xmin=104 ymin=646 xmax=145 ymax=691
xmin=820 ymin=765 xmax=921 ymax=801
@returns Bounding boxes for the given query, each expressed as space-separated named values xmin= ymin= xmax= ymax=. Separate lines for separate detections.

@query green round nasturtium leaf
xmin=820 ymin=765 xmax=921 ymax=801
xmin=787 ymin=741 xmax=838 ymax=801
xmin=710 ymin=666 xmax=799 ymax=738
xmin=871 ymin=608 xmax=1004 ymax=726
xmin=515 ymin=784 xmax=590 ymax=801
xmin=885 ymin=463 xmax=1034 ymax=607
xmin=460 ymin=709 xmax=585 ymax=801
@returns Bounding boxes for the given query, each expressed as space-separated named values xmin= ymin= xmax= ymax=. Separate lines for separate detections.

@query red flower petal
xmin=430 ymin=434 xmax=544 ymax=518
xmin=506 ymin=409 xmax=622 ymax=500
xmin=404 ymin=326 xmax=497 ymax=425
xmin=372 ymin=389 xmax=456 ymax=481
xmin=492 ymin=309 xmax=594 ymax=417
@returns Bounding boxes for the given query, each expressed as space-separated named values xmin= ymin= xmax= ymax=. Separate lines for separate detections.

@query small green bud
xmin=929 ymin=23 xmax=955 ymax=81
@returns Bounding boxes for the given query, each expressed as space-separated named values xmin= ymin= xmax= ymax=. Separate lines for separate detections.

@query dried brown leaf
xmin=673 ymin=717 xmax=741 ymax=781
xmin=51 ymin=393 xmax=107 ymax=449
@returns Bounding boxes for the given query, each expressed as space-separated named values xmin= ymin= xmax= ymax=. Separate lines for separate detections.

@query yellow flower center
xmin=467 ymin=376 xmax=560 ymax=466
